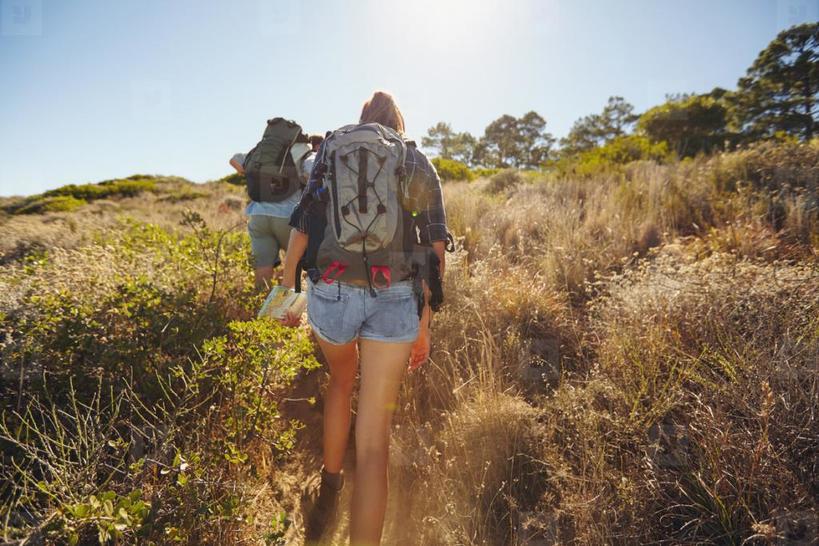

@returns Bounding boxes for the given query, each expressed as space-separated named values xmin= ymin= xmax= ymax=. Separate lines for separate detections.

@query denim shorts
xmin=306 ymin=279 xmax=420 ymax=345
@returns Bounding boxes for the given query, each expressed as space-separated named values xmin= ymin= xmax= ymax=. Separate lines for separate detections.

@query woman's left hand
xmin=409 ymin=328 xmax=430 ymax=371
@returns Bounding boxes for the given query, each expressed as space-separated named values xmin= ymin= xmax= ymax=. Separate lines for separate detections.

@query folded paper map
xmin=258 ymin=286 xmax=307 ymax=321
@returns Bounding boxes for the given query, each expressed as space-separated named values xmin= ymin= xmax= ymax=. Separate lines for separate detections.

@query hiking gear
xmin=370 ymin=265 xmax=391 ymax=289
xmin=314 ymin=123 xmax=414 ymax=295
xmin=244 ymin=118 xmax=308 ymax=202
xmin=302 ymin=466 xmax=344 ymax=543
xmin=321 ymin=467 xmax=344 ymax=490
xmin=320 ymin=260 xmax=347 ymax=285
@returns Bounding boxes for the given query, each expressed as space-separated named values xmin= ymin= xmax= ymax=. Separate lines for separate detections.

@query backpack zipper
xmin=329 ymin=150 xmax=342 ymax=238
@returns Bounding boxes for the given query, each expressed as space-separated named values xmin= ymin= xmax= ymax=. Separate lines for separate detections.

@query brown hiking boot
xmin=302 ymin=466 xmax=344 ymax=543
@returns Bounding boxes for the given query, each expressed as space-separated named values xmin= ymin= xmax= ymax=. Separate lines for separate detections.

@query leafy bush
xmin=471 ymin=167 xmax=500 ymax=178
xmin=159 ymin=189 xmax=209 ymax=203
xmin=558 ymin=135 xmax=671 ymax=176
xmin=1 ymin=218 xmax=256 ymax=401
xmin=43 ymin=178 xmax=157 ymax=200
xmin=431 ymin=157 xmax=474 ymax=182
xmin=484 ymin=168 xmax=523 ymax=194
xmin=202 ymin=319 xmax=320 ymax=461
xmin=7 ymin=177 xmax=158 ymax=215
xmin=0 ymin=212 xmax=323 ymax=543
xmin=708 ymin=140 xmax=819 ymax=192
xmin=218 ymin=172 xmax=246 ymax=186
xmin=14 ymin=195 xmax=86 ymax=214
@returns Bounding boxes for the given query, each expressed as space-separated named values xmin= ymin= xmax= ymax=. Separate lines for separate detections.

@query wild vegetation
xmin=1 ymin=135 xmax=816 ymax=544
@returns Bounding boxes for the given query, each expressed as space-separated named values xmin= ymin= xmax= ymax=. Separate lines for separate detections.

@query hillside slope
xmin=1 ymin=141 xmax=817 ymax=545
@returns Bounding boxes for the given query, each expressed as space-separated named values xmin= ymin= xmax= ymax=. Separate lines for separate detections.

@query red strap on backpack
xmin=321 ymin=261 xmax=347 ymax=284
xmin=370 ymin=265 xmax=391 ymax=289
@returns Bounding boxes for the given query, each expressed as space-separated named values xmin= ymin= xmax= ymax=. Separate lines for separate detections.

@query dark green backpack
xmin=244 ymin=118 xmax=308 ymax=202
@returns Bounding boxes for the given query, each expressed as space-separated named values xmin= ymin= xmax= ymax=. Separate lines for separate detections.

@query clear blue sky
xmin=1 ymin=0 xmax=817 ymax=196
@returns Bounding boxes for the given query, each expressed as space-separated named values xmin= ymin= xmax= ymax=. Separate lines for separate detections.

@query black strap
xmin=445 ymin=231 xmax=456 ymax=252
xmin=357 ymin=147 xmax=368 ymax=213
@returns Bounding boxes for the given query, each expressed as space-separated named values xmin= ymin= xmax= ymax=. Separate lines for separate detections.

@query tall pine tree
xmin=735 ymin=23 xmax=818 ymax=141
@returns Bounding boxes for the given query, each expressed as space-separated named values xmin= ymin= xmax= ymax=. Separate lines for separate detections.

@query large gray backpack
xmin=314 ymin=122 xmax=416 ymax=291
xmin=244 ymin=117 xmax=308 ymax=202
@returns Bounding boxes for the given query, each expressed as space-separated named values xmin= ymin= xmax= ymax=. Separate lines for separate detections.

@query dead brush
xmin=585 ymin=251 xmax=819 ymax=543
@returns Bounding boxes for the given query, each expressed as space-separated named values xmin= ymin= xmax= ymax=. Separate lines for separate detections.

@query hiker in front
xmin=280 ymin=91 xmax=449 ymax=545
xmin=229 ymin=120 xmax=321 ymax=289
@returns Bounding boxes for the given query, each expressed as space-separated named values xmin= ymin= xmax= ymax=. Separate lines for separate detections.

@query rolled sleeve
xmin=289 ymin=142 xmax=328 ymax=234
xmin=407 ymin=147 xmax=448 ymax=243
xmin=288 ymin=201 xmax=308 ymax=233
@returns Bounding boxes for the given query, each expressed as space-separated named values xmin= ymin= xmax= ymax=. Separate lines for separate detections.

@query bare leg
xmin=254 ymin=265 xmax=274 ymax=290
xmin=314 ymin=336 xmax=359 ymax=473
xmin=349 ymin=338 xmax=413 ymax=546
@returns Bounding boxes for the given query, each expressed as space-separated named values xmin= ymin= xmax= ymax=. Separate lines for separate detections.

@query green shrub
xmin=707 ymin=140 xmax=819 ymax=193
xmin=218 ymin=172 xmax=245 ymax=186
xmin=1 ymin=216 xmax=255 ymax=402
xmin=42 ymin=178 xmax=157 ymax=201
xmin=15 ymin=195 xmax=86 ymax=214
xmin=558 ymin=135 xmax=672 ymax=176
xmin=0 ymin=214 xmax=314 ymax=543
xmin=431 ymin=157 xmax=474 ymax=182
xmin=484 ymin=168 xmax=523 ymax=194
xmin=472 ymin=167 xmax=501 ymax=179
xmin=159 ymin=190 xmax=209 ymax=203
xmin=202 ymin=319 xmax=320 ymax=461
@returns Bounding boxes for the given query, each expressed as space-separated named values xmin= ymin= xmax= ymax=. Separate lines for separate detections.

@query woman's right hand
xmin=279 ymin=308 xmax=302 ymax=328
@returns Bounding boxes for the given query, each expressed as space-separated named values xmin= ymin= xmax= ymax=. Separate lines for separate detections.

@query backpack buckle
xmin=321 ymin=260 xmax=347 ymax=284
xmin=370 ymin=265 xmax=391 ymax=289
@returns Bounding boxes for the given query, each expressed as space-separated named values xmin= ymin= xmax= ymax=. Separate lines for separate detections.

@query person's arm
xmin=409 ymin=280 xmax=432 ymax=370
xmin=229 ymin=153 xmax=247 ymax=175
xmin=278 ymin=146 xmax=328 ymax=326
xmin=408 ymin=149 xmax=449 ymax=370
xmin=278 ymin=228 xmax=308 ymax=327
xmin=281 ymin=228 xmax=307 ymax=290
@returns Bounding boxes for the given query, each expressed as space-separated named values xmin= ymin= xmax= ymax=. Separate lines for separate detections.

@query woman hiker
xmin=280 ymin=91 xmax=448 ymax=545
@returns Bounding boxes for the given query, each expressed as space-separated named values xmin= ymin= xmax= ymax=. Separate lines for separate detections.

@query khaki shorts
xmin=247 ymin=215 xmax=291 ymax=267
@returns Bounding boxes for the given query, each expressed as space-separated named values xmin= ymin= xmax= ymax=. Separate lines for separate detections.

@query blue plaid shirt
xmin=289 ymin=137 xmax=448 ymax=244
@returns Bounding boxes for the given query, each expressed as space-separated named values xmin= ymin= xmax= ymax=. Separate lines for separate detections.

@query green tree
xmin=421 ymin=122 xmax=456 ymax=158
xmin=480 ymin=112 xmax=554 ymax=168
xmin=481 ymin=114 xmax=519 ymax=167
xmin=422 ymin=122 xmax=478 ymax=165
xmin=734 ymin=22 xmax=818 ymax=141
xmin=449 ymin=131 xmax=478 ymax=165
xmin=517 ymin=111 xmax=556 ymax=168
xmin=560 ymin=96 xmax=638 ymax=156
xmin=638 ymin=93 xmax=729 ymax=157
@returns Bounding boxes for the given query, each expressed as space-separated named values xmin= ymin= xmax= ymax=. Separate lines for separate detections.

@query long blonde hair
xmin=359 ymin=91 xmax=405 ymax=134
